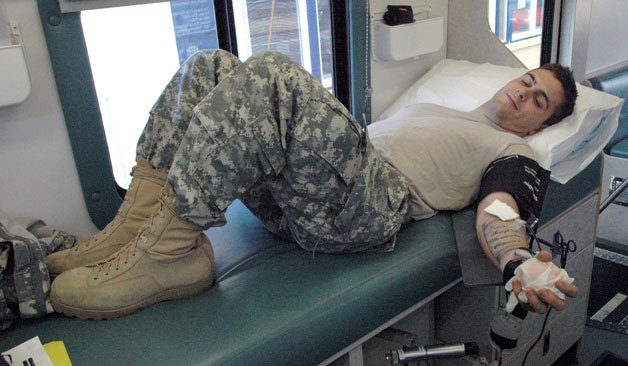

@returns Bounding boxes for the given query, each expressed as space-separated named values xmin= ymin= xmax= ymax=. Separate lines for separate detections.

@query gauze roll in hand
xmin=503 ymin=257 xmax=574 ymax=312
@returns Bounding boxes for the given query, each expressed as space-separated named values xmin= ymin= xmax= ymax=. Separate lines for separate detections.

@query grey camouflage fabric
xmin=0 ymin=215 xmax=75 ymax=330
xmin=139 ymin=50 xmax=410 ymax=253
xmin=137 ymin=49 xmax=242 ymax=171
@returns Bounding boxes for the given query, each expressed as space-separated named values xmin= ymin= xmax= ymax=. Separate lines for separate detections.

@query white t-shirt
xmin=368 ymin=104 xmax=535 ymax=220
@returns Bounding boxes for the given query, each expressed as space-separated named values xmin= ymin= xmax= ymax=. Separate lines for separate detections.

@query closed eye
xmin=522 ymin=74 xmax=534 ymax=87
xmin=525 ymin=72 xmax=550 ymax=110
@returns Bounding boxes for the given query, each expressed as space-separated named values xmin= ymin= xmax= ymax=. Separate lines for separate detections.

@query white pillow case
xmin=377 ymin=59 xmax=624 ymax=183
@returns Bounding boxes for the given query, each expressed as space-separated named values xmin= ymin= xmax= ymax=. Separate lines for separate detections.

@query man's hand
xmin=511 ymin=250 xmax=579 ymax=313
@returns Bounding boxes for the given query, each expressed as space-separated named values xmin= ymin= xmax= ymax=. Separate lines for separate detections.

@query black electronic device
xmin=383 ymin=5 xmax=415 ymax=26
xmin=489 ymin=258 xmax=531 ymax=356
xmin=489 ymin=307 xmax=527 ymax=351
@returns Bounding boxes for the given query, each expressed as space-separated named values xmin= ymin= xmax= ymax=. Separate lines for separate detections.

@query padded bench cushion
xmin=1 ymin=201 xmax=461 ymax=366
xmin=610 ymin=138 xmax=628 ymax=159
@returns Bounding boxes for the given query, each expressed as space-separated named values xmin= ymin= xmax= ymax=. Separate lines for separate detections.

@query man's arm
xmin=476 ymin=191 xmax=579 ymax=313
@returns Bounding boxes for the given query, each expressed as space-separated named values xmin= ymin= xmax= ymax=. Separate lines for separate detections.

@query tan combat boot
xmin=47 ymin=158 xmax=168 ymax=276
xmin=50 ymin=184 xmax=215 ymax=320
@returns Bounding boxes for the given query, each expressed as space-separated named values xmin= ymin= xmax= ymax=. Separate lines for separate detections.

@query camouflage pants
xmin=139 ymin=50 xmax=409 ymax=253
xmin=137 ymin=49 xmax=242 ymax=170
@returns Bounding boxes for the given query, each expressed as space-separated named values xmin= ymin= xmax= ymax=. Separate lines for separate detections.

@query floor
xmin=577 ymin=325 xmax=628 ymax=365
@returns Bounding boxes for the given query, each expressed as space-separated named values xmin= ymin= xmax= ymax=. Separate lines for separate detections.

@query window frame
xmin=214 ymin=0 xmax=238 ymax=54
xmin=37 ymin=0 xmax=364 ymax=228
xmin=540 ymin=0 xmax=559 ymax=66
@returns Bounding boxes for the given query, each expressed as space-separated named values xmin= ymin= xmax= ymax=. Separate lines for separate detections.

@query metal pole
xmin=600 ymin=178 xmax=628 ymax=213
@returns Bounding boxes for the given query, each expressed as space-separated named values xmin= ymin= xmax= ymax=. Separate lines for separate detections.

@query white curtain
xmin=58 ymin=0 xmax=169 ymax=13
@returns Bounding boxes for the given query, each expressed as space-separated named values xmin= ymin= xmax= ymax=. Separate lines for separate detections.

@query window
xmin=82 ymin=3 xmax=183 ymax=187
xmin=489 ymin=0 xmax=546 ymax=69
xmin=233 ymin=0 xmax=334 ymax=90
xmin=82 ymin=0 xmax=335 ymax=188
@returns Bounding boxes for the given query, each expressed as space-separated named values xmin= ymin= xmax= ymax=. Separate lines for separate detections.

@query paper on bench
xmin=1 ymin=336 xmax=54 ymax=366
xmin=43 ymin=341 xmax=72 ymax=366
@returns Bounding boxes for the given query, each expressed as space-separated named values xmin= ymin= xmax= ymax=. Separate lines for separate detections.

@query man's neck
xmin=474 ymin=103 xmax=528 ymax=138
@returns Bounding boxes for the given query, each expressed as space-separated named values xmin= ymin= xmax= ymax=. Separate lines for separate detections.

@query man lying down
xmin=47 ymin=50 xmax=579 ymax=319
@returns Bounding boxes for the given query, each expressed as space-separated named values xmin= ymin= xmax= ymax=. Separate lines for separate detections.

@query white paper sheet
xmin=1 ymin=337 xmax=54 ymax=366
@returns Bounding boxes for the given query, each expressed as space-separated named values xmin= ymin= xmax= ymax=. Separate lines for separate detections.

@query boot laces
xmin=75 ymin=178 xmax=138 ymax=252
xmin=91 ymin=190 xmax=166 ymax=280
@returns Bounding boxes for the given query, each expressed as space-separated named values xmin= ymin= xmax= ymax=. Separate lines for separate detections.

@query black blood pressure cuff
xmin=478 ymin=155 xmax=551 ymax=222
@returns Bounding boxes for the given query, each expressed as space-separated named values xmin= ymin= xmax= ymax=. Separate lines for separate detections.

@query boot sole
xmin=50 ymin=278 xmax=214 ymax=320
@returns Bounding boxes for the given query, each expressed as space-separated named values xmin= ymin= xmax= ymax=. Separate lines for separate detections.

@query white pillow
xmin=377 ymin=59 xmax=624 ymax=183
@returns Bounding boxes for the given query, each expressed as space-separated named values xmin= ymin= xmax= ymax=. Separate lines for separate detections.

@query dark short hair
xmin=538 ymin=63 xmax=578 ymax=126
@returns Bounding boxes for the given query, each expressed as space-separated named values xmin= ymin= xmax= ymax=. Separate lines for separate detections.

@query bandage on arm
xmin=476 ymin=192 xmax=530 ymax=271
xmin=477 ymin=193 xmax=575 ymax=313
xmin=476 ymin=155 xmax=550 ymax=271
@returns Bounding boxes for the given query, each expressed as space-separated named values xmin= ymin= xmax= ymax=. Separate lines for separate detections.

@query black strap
xmin=502 ymin=258 xmax=527 ymax=285
xmin=479 ymin=155 xmax=551 ymax=221
xmin=502 ymin=256 xmax=533 ymax=320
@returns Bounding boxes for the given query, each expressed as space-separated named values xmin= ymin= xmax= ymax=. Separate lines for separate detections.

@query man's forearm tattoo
xmin=481 ymin=218 xmax=526 ymax=264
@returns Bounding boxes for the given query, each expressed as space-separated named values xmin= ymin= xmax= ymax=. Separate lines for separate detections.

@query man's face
xmin=484 ymin=69 xmax=566 ymax=137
